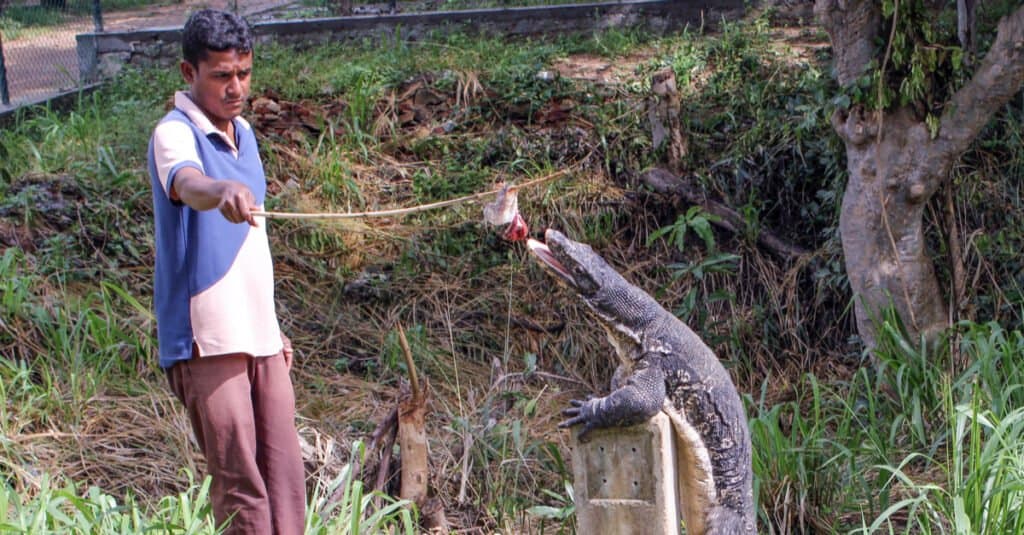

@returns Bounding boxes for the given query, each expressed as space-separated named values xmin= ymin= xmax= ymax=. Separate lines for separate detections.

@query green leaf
xmin=690 ymin=216 xmax=715 ymax=251
xmin=523 ymin=352 xmax=537 ymax=374
xmin=526 ymin=505 xmax=571 ymax=520
xmin=524 ymin=397 xmax=537 ymax=417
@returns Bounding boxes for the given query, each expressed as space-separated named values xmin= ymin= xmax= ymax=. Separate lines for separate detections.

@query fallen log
xmin=638 ymin=167 xmax=808 ymax=260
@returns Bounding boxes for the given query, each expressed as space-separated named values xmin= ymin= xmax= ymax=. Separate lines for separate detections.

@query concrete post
xmin=76 ymin=33 xmax=99 ymax=85
xmin=570 ymin=412 xmax=680 ymax=535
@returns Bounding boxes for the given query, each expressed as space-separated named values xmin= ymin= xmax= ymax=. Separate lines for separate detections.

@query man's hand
xmin=214 ymin=181 xmax=257 ymax=226
xmin=172 ymin=168 xmax=258 ymax=226
xmin=281 ymin=332 xmax=294 ymax=370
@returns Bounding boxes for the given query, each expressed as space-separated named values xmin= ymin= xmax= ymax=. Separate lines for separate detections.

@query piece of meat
xmin=483 ymin=183 xmax=530 ymax=241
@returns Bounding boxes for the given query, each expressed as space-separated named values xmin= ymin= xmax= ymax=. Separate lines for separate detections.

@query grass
xmin=748 ymin=321 xmax=1024 ymax=534
xmin=0 ymin=448 xmax=416 ymax=534
xmin=3 ymin=11 xmax=1024 ymax=533
xmin=850 ymin=322 xmax=1024 ymax=534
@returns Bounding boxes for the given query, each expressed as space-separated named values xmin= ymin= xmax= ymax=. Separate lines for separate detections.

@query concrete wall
xmin=76 ymin=0 xmax=744 ymax=82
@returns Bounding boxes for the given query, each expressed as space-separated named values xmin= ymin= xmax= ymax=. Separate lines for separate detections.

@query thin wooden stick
xmin=253 ymin=168 xmax=570 ymax=220
xmin=396 ymin=323 xmax=419 ymax=401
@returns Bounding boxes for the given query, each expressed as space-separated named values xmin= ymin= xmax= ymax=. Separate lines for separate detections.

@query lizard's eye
xmin=573 ymin=267 xmax=598 ymax=294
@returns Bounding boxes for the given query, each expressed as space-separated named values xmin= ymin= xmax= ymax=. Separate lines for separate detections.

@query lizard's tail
xmin=663 ymin=405 xmax=757 ymax=534
xmin=705 ymin=504 xmax=756 ymax=535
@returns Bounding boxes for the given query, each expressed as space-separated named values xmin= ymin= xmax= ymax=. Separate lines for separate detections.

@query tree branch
xmin=940 ymin=5 xmax=1024 ymax=155
xmin=957 ymin=0 xmax=979 ymax=56
xmin=814 ymin=0 xmax=883 ymax=87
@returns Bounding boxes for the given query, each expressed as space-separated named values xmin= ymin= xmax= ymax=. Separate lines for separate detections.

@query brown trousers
xmin=167 ymin=350 xmax=306 ymax=535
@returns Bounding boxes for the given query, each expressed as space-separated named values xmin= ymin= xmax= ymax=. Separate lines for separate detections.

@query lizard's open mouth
xmin=526 ymin=235 xmax=574 ymax=286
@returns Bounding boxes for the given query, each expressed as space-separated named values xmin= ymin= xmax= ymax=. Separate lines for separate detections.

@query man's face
xmin=181 ymin=48 xmax=252 ymax=131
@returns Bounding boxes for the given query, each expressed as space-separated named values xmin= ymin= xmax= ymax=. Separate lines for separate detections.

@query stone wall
xmin=77 ymin=0 xmax=744 ymax=82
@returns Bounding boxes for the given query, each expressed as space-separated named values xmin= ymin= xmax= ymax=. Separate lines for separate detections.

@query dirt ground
xmin=0 ymin=0 xmax=294 ymax=110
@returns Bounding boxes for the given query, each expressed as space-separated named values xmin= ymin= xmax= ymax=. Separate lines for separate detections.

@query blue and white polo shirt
xmin=148 ymin=91 xmax=282 ymax=369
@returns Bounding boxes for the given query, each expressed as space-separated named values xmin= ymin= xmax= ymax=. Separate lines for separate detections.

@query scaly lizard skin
xmin=527 ymin=229 xmax=755 ymax=535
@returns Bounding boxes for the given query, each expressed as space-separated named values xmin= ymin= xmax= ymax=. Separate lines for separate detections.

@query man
xmin=147 ymin=9 xmax=305 ymax=534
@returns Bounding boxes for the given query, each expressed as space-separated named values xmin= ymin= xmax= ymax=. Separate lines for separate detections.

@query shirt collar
xmin=174 ymin=91 xmax=237 ymax=151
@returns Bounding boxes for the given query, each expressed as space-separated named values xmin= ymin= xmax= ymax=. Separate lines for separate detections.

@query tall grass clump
xmin=856 ymin=321 xmax=1024 ymax=534
xmin=0 ymin=445 xmax=418 ymax=534
xmin=0 ymin=472 xmax=218 ymax=534
xmin=858 ymin=401 xmax=1024 ymax=535
xmin=749 ymin=376 xmax=845 ymax=532
xmin=304 ymin=442 xmax=417 ymax=534
xmin=748 ymin=366 xmax=912 ymax=532
xmin=747 ymin=319 xmax=1024 ymax=533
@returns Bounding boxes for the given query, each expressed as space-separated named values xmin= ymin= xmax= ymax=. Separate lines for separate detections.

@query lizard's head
xmin=527 ymin=229 xmax=653 ymax=337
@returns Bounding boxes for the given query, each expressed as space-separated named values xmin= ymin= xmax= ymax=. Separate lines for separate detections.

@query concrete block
xmin=571 ymin=411 xmax=679 ymax=535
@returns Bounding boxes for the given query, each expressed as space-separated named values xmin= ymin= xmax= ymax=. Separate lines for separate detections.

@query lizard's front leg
xmin=559 ymin=361 xmax=666 ymax=441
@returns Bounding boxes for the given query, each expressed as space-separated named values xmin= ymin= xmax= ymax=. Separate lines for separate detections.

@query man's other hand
xmin=281 ymin=332 xmax=294 ymax=370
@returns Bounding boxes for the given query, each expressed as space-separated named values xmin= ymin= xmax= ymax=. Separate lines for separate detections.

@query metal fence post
xmin=0 ymin=0 xmax=8 ymax=106
xmin=0 ymin=32 xmax=9 ymax=106
xmin=93 ymin=0 xmax=104 ymax=33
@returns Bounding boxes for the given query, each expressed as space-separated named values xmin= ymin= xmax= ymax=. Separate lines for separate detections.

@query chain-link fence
xmin=0 ymin=0 xmax=262 ymax=110
xmin=1 ymin=0 xmax=101 ymax=108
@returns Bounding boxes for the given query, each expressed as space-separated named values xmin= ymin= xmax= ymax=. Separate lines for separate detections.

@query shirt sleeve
xmin=151 ymin=120 xmax=204 ymax=198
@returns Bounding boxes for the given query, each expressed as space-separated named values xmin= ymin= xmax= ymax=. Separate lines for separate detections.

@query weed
xmin=954 ymin=321 xmax=1024 ymax=414
xmin=0 ymin=472 xmax=216 ymax=534
xmin=649 ymin=205 xmax=720 ymax=253
xmin=0 ymin=449 xmax=415 ymax=533
xmin=856 ymin=394 xmax=1024 ymax=534
xmin=749 ymin=375 xmax=846 ymax=532
xmin=525 ymin=480 xmax=576 ymax=534
xmin=872 ymin=317 xmax=951 ymax=452
xmin=305 ymin=442 xmax=416 ymax=534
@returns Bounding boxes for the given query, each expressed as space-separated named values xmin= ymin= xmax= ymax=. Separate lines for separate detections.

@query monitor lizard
xmin=527 ymin=228 xmax=756 ymax=535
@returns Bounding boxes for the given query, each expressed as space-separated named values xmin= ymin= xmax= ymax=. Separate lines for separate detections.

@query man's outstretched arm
xmin=172 ymin=167 xmax=258 ymax=226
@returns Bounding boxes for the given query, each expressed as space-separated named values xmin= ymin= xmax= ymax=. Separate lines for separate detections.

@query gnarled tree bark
xmin=815 ymin=1 xmax=1024 ymax=347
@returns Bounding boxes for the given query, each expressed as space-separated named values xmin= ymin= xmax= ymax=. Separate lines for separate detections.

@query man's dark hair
xmin=182 ymin=9 xmax=253 ymax=67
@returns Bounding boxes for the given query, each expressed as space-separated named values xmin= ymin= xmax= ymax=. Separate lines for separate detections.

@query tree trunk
xmin=833 ymin=106 xmax=950 ymax=347
xmin=816 ymin=1 xmax=1024 ymax=348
